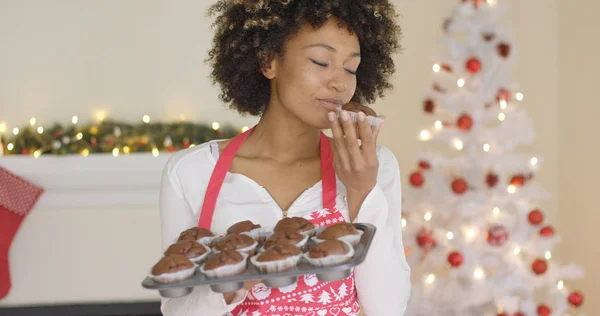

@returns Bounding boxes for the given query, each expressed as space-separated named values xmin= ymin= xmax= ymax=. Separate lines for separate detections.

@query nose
xmin=326 ymin=68 xmax=348 ymax=93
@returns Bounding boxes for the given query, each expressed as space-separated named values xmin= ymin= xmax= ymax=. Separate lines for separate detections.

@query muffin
xmin=273 ymin=217 xmax=316 ymax=236
xmin=227 ymin=220 xmax=261 ymax=234
xmin=150 ymin=254 xmax=196 ymax=283
xmin=165 ymin=240 xmax=211 ymax=264
xmin=314 ymin=222 xmax=363 ymax=246
xmin=213 ymin=233 xmax=258 ymax=255
xmin=304 ymin=239 xmax=354 ymax=267
xmin=177 ymin=227 xmax=215 ymax=245
xmin=250 ymin=244 xmax=303 ymax=273
xmin=262 ymin=230 xmax=308 ymax=251
xmin=199 ymin=250 xmax=248 ymax=278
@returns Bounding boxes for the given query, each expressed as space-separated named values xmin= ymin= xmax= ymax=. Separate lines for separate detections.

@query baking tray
xmin=141 ymin=223 xmax=376 ymax=298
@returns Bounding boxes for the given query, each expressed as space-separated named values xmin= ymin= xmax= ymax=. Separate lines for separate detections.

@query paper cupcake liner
xmin=303 ymin=241 xmax=355 ymax=267
xmin=197 ymin=236 xmax=219 ymax=247
xmin=336 ymin=107 xmax=384 ymax=130
xmin=188 ymin=244 xmax=212 ymax=264
xmin=299 ymin=227 xmax=318 ymax=238
xmin=149 ymin=265 xmax=197 ymax=284
xmin=241 ymin=227 xmax=270 ymax=243
xmin=250 ymin=253 xmax=303 ymax=273
xmin=259 ymin=232 xmax=309 ymax=252
xmin=312 ymin=229 xmax=364 ymax=247
xmin=212 ymin=240 xmax=258 ymax=256
xmin=199 ymin=252 xmax=249 ymax=278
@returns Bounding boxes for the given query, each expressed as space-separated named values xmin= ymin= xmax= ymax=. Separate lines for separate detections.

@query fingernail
xmin=358 ymin=112 xmax=365 ymax=122
xmin=341 ymin=111 xmax=349 ymax=121
xmin=328 ymin=112 xmax=336 ymax=122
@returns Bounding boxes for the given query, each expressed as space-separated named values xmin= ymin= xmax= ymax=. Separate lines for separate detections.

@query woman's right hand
xmin=223 ymin=280 xmax=263 ymax=304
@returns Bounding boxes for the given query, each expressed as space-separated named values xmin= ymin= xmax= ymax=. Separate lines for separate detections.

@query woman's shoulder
xmin=163 ymin=139 xmax=226 ymax=177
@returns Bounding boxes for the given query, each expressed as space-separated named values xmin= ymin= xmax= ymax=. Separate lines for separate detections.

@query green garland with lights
xmin=0 ymin=119 xmax=243 ymax=157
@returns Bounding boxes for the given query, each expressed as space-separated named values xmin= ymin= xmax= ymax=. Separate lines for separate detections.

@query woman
xmin=159 ymin=0 xmax=411 ymax=315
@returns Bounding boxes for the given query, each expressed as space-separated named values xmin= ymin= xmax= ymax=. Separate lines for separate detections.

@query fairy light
xmin=241 ymin=126 xmax=250 ymax=133
xmin=425 ymin=274 xmax=435 ymax=284
xmin=7 ymin=143 xmax=14 ymax=151
xmin=401 ymin=217 xmax=407 ymax=228
xmin=189 ymin=144 xmax=196 ymax=148
xmin=96 ymin=111 xmax=107 ymax=122
xmin=424 ymin=212 xmax=432 ymax=221
xmin=487 ymin=0 xmax=495 ymax=4
xmin=123 ymin=146 xmax=131 ymax=154
xmin=507 ymin=185 xmax=516 ymax=194
xmin=499 ymin=100 xmax=507 ymax=110
xmin=29 ymin=118 xmax=36 ymax=126
xmin=142 ymin=115 xmax=151 ymax=124
xmin=453 ymin=138 xmax=464 ymax=150
xmin=81 ymin=148 xmax=90 ymax=156
xmin=446 ymin=232 xmax=454 ymax=240
xmin=465 ymin=228 xmax=476 ymax=240
xmin=112 ymin=148 xmax=120 ymax=157
xmin=545 ymin=251 xmax=552 ymax=260
xmin=473 ymin=267 xmax=485 ymax=279
xmin=71 ymin=115 xmax=79 ymax=125
xmin=493 ymin=207 xmax=500 ymax=216
xmin=513 ymin=247 xmax=521 ymax=255
xmin=152 ymin=147 xmax=160 ymax=157
xmin=179 ymin=114 xmax=187 ymax=121
xmin=483 ymin=143 xmax=491 ymax=152
xmin=75 ymin=132 xmax=83 ymax=140
xmin=12 ymin=128 xmax=19 ymax=135
xmin=419 ymin=130 xmax=432 ymax=141
xmin=212 ymin=122 xmax=220 ymax=130
xmin=498 ymin=113 xmax=506 ymax=121
xmin=457 ymin=78 xmax=465 ymax=87
xmin=0 ymin=122 xmax=6 ymax=134
xmin=516 ymin=92 xmax=524 ymax=101
xmin=530 ymin=157 xmax=538 ymax=166
xmin=557 ymin=280 xmax=564 ymax=290
xmin=432 ymin=64 xmax=441 ymax=72
xmin=37 ymin=126 xmax=44 ymax=134
xmin=434 ymin=120 xmax=443 ymax=130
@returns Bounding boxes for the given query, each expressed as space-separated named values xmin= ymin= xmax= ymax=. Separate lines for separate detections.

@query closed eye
xmin=311 ymin=59 xmax=357 ymax=75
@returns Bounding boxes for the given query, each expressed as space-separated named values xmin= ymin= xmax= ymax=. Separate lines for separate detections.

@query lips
xmin=317 ymin=99 xmax=343 ymax=111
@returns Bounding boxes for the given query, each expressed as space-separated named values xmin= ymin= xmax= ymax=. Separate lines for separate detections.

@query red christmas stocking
xmin=0 ymin=167 xmax=43 ymax=300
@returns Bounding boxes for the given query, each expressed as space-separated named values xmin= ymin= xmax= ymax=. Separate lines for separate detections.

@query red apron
xmin=198 ymin=127 xmax=360 ymax=316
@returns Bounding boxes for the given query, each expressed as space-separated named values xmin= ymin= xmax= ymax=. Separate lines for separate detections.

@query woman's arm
xmin=351 ymin=146 xmax=412 ymax=315
xmin=158 ymin=157 xmax=247 ymax=315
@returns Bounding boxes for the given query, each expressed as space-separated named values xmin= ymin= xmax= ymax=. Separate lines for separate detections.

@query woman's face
xmin=263 ymin=18 xmax=361 ymax=129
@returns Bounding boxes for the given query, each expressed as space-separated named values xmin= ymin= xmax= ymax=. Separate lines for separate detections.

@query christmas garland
xmin=0 ymin=120 xmax=244 ymax=157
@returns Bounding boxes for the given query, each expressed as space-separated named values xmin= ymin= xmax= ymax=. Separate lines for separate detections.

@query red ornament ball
xmin=447 ymin=251 xmax=464 ymax=267
xmin=487 ymin=225 xmax=509 ymax=246
xmin=568 ymin=291 xmax=584 ymax=307
xmin=497 ymin=42 xmax=511 ymax=58
xmin=452 ymin=178 xmax=468 ymax=195
xmin=457 ymin=114 xmax=473 ymax=131
xmin=528 ymin=209 xmax=544 ymax=225
xmin=424 ymin=99 xmax=435 ymax=113
xmin=21 ymin=148 xmax=29 ymax=155
xmin=416 ymin=228 xmax=436 ymax=250
xmin=409 ymin=172 xmax=424 ymax=187
xmin=510 ymin=174 xmax=526 ymax=186
xmin=539 ymin=226 xmax=555 ymax=237
xmin=466 ymin=57 xmax=482 ymax=73
xmin=532 ymin=258 xmax=548 ymax=275
xmin=537 ymin=304 xmax=551 ymax=316
xmin=418 ymin=160 xmax=431 ymax=170
xmin=486 ymin=172 xmax=499 ymax=188
xmin=167 ymin=145 xmax=175 ymax=152
xmin=496 ymin=88 xmax=511 ymax=102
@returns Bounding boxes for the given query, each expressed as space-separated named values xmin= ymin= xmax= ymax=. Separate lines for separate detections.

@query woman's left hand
xmin=328 ymin=104 xmax=385 ymax=220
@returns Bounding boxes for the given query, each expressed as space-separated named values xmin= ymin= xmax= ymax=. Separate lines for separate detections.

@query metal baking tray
xmin=142 ymin=223 xmax=376 ymax=298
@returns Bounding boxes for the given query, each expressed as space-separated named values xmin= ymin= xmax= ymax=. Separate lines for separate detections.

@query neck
xmin=244 ymin=103 xmax=321 ymax=162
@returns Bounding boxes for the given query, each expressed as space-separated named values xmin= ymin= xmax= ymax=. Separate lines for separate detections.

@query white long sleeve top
xmin=158 ymin=140 xmax=412 ymax=316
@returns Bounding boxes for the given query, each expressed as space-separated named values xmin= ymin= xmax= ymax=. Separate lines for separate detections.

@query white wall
xmin=0 ymin=0 xmax=596 ymax=314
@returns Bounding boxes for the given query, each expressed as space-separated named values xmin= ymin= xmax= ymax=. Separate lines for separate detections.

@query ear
xmin=260 ymin=55 xmax=278 ymax=79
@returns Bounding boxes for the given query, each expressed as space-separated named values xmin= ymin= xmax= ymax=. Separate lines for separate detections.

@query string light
xmin=123 ymin=146 xmax=131 ymax=154
xmin=424 ymin=212 xmax=432 ymax=221
xmin=499 ymin=100 xmax=507 ymax=110
xmin=453 ymin=138 xmax=464 ymax=150
xmin=212 ymin=122 xmax=221 ymax=130
xmin=530 ymin=157 xmax=538 ymax=165
xmin=75 ymin=133 xmax=83 ymax=140
xmin=7 ymin=143 xmax=14 ymax=151
xmin=241 ymin=126 xmax=250 ymax=133
xmin=557 ymin=280 xmax=564 ymax=290
xmin=446 ymin=232 xmax=454 ymax=240
xmin=29 ymin=118 xmax=36 ymax=126
xmin=81 ymin=148 xmax=90 ymax=157
xmin=33 ymin=150 xmax=42 ymax=158
xmin=465 ymin=228 xmax=476 ymax=240
xmin=142 ymin=115 xmax=151 ymax=123
xmin=12 ymin=128 xmax=19 ymax=135
xmin=457 ymin=78 xmax=465 ymax=87
xmin=483 ymin=143 xmax=491 ymax=152
xmin=96 ymin=111 xmax=107 ymax=122
xmin=473 ymin=267 xmax=485 ymax=279
xmin=419 ymin=130 xmax=432 ymax=141
xmin=507 ymin=185 xmax=516 ymax=194
xmin=179 ymin=114 xmax=187 ymax=121
xmin=37 ymin=126 xmax=44 ymax=134
xmin=513 ymin=247 xmax=521 ymax=255
xmin=498 ymin=113 xmax=506 ymax=121
xmin=487 ymin=0 xmax=495 ymax=4
xmin=425 ymin=274 xmax=435 ymax=284
xmin=152 ymin=147 xmax=160 ymax=157
xmin=432 ymin=64 xmax=441 ymax=72
xmin=401 ymin=217 xmax=407 ymax=228
xmin=516 ymin=92 xmax=524 ymax=101
xmin=434 ymin=120 xmax=443 ymax=130
xmin=0 ymin=122 xmax=6 ymax=134
xmin=493 ymin=207 xmax=500 ymax=216
xmin=545 ymin=251 xmax=552 ymax=260
xmin=112 ymin=148 xmax=120 ymax=157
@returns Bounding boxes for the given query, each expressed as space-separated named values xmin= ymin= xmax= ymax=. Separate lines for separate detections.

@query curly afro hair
xmin=205 ymin=0 xmax=403 ymax=116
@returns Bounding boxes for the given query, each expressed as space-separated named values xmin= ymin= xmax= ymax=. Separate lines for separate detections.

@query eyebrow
xmin=303 ymin=43 xmax=361 ymax=57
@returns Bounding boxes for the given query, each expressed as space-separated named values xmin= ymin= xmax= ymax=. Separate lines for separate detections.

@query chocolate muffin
xmin=263 ymin=230 xmax=308 ymax=251
xmin=250 ymin=244 xmax=303 ymax=273
xmin=200 ymin=250 xmax=248 ymax=278
xmin=315 ymin=222 xmax=363 ymax=246
xmin=150 ymin=254 xmax=196 ymax=283
xmin=273 ymin=217 xmax=316 ymax=235
xmin=304 ymin=239 xmax=354 ymax=267
xmin=213 ymin=233 xmax=257 ymax=254
xmin=226 ymin=220 xmax=261 ymax=234
xmin=165 ymin=240 xmax=211 ymax=263
xmin=177 ymin=227 xmax=214 ymax=243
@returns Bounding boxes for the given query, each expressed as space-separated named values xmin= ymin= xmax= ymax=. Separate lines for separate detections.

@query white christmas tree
xmin=300 ymin=293 xmax=315 ymax=304
xmin=337 ymin=283 xmax=348 ymax=300
xmin=402 ymin=1 xmax=585 ymax=316
xmin=318 ymin=290 xmax=332 ymax=305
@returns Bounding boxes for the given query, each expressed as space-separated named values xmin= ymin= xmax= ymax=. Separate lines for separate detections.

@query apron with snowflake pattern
xmin=198 ymin=126 xmax=360 ymax=316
